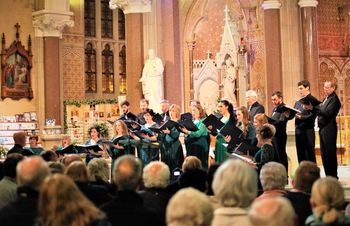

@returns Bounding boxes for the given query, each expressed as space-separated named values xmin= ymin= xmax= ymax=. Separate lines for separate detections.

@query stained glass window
xmin=85 ymin=42 xmax=97 ymax=93
xmin=102 ymin=44 xmax=114 ymax=93
xmin=84 ymin=0 xmax=96 ymax=37
xmin=101 ymin=0 xmax=113 ymax=38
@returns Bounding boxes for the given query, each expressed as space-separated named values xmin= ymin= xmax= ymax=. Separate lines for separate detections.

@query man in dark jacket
xmin=246 ymin=90 xmax=265 ymax=120
xmin=7 ymin=132 xmax=33 ymax=156
xmin=312 ymin=81 xmax=341 ymax=178
xmin=101 ymin=155 xmax=162 ymax=226
xmin=0 ymin=156 xmax=51 ymax=226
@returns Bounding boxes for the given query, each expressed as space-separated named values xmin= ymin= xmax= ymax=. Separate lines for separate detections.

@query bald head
xmin=113 ymin=155 xmax=142 ymax=191
xmin=17 ymin=156 xmax=50 ymax=190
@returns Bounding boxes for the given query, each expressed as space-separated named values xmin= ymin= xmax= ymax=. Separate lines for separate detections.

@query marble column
xmin=109 ymin=0 xmax=151 ymax=113
xmin=161 ymin=0 xmax=181 ymax=106
xmin=298 ymin=0 xmax=319 ymax=96
xmin=125 ymin=13 xmax=143 ymax=113
xmin=262 ymin=0 xmax=283 ymax=113
xmin=187 ymin=41 xmax=196 ymax=100
xmin=32 ymin=4 xmax=74 ymax=126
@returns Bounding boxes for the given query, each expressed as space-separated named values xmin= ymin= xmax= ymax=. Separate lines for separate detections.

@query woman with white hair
xmin=166 ymin=187 xmax=213 ymax=226
xmin=305 ymin=177 xmax=350 ymax=226
xmin=211 ymin=159 xmax=258 ymax=226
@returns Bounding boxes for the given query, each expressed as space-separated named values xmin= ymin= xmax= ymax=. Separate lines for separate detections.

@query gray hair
xmin=113 ymin=155 xmax=142 ymax=191
xmin=249 ymin=197 xmax=296 ymax=226
xmin=87 ymin=158 xmax=110 ymax=182
xmin=166 ymin=187 xmax=213 ymax=226
xmin=212 ymin=159 xmax=257 ymax=207
xmin=17 ymin=156 xmax=51 ymax=190
xmin=246 ymin=90 xmax=258 ymax=98
xmin=260 ymin=162 xmax=287 ymax=191
xmin=143 ymin=161 xmax=170 ymax=188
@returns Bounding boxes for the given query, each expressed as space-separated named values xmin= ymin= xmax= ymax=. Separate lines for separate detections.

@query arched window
xmin=119 ymin=45 xmax=126 ymax=94
xmin=118 ymin=9 xmax=125 ymax=40
xmin=85 ymin=42 xmax=97 ymax=93
xmin=102 ymin=44 xmax=114 ymax=93
xmin=101 ymin=0 xmax=113 ymax=39
xmin=84 ymin=0 xmax=96 ymax=37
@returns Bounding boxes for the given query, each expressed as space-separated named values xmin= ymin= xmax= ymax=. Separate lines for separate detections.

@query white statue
xmin=140 ymin=49 xmax=164 ymax=112
xmin=222 ymin=54 xmax=237 ymax=107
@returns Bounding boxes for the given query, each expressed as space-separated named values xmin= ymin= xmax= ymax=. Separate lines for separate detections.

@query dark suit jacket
xmin=0 ymin=186 xmax=39 ymax=226
xmin=7 ymin=144 xmax=33 ymax=157
xmin=119 ymin=112 xmax=137 ymax=121
xmin=248 ymin=101 xmax=265 ymax=120
xmin=101 ymin=190 xmax=162 ymax=226
xmin=160 ymin=111 xmax=170 ymax=122
xmin=316 ymin=92 xmax=341 ymax=129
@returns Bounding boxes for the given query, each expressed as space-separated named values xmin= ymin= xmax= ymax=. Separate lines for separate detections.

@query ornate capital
xmin=298 ymin=0 xmax=318 ymax=8
xmin=32 ymin=10 xmax=74 ymax=38
xmin=186 ymin=41 xmax=196 ymax=51
xmin=261 ymin=0 xmax=281 ymax=10
xmin=109 ymin=0 xmax=151 ymax=14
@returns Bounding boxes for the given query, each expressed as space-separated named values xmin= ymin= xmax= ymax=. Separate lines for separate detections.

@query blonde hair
xmin=311 ymin=177 xmax=345 ymax=224
xmin=169 ymin=104 xmax=181 ymax=121
xmin=87 ymin=158 xmax=109 ymax=182
xmin=166 ymin=187 xmax=213 ymax=226
xmin=212 ymin=159 xmax=257 ymax=207
xmin=182 ymin=156 xmax=202 ymax=172
xmin=38 ymin=174 xmax=105 ymax=226
xmin=65 ymin=161 xmax=89 ymax=183
xmin=114 ymin=120 xmax=129 ymax=136
xmin=143 ymin=161 xmax=170 ymax=188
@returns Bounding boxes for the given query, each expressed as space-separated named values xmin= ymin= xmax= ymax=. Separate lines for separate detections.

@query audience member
xmin=35 ymin=174 xmax=111 ymax=226
xmin=139 ymin=161 xmax=172 ymax=226
xmin=166 ymin=187 xmax=213 ymax=226
xmin=40 ymin=150 xmax=58 ymax=162
xmin=306 ymin=177 xmax=350 ymax=226
xmin=7 ymin=132 xmax=32 ymax=156
xmin=0 ymin=156 xmax=50 ymax=226
xmin=0 ymin=153 xmax=24 ymax=209
xmin=65 ymin=161 xmax=111 ymax=207
xmin=101 ymin=155 xmax=162 ymax=226
xmin=62 ymin=153 xmax=83 ymax=167
xmin=47 ymin=161 xmax=65 ymax=174
xmin=87 ymin=158 xmax=115 ymax=195
xmin=284 ymin=161 xmax=320 ymax=226
xmin=211 ymin=159 xmax=257 ymax=226
xmin=167 ymin=156 xmax=207 ymax=195
xmin=249 ymin=197 xmax=296 ymax=226
xmin=256 ymin=161 xmax=287 ymax=200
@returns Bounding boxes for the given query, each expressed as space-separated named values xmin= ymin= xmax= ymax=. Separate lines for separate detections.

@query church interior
xmin=0 ymin=0 xmax=349 ymax=175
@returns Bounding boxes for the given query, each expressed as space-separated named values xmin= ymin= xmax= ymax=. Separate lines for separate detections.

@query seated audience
xmin=0 ymin=153 xmax=24 ymax=209
xmin=256 ymin=162 xmax=287 ymax=200
xmin=253 ymin=124 xmax=276 ymax=172
xmin=101 ymin=155 xmax=162 ymax=226
xmin=305 ymin=177 xmax=350 ymax=226
xmin=206 ymin=163 xmax=221 ymax=209
xmin=7 ymin=132 xmax=33 ymax=156
xmin=167 ymin=156 xmax=207 ymax=195
xmin=166 ymin=187 xmax=213 ymax=226
xmin=35 ymin=174 xmax=111 ymax=226
xmin=40 ymin=150 xmax=58 ymax=162
xmin=48 ymin=161 xmax=65 ymax=174
xmin=249 ymin=197 xmax=296 ymax=226
xmin=62 ymin=153 xmax=83 ymax=167
xmin=139 ymin=161 xmax=172 ymax=226
xmin=211 ymin=159 xmax=257 ymax=226
xmin=284 ymin=161 xmax=320 ymax=226
xmin=87 ymin=158 xmax=115 ymax=195
xmin=0 ymin=156 xmax=50 ymax=226
xmin=65 ymin=161 xmax=111 ymax=207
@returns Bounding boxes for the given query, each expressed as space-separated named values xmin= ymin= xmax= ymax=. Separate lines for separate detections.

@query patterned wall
xmin=318 ymin=0 xmax=350 ymax=114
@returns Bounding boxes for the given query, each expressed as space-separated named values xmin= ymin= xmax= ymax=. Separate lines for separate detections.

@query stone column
xmin=109 ymin=0 xmax=151 ymax=113
xmin=161 ymin=0 xmax=181 ymax=106
xmin=32 ymin=0 xmax=73 ymax=148
xmin=262 ymin=0 xmax=283 ymax=113
xmin=298 ymin=0 xmax=319 ymax=96
xmin=187 ymin=41 xmax=196 ymax=101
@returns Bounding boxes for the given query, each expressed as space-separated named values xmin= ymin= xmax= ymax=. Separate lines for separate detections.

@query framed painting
xmin=1 ymin=23 xmax=33 ymax=100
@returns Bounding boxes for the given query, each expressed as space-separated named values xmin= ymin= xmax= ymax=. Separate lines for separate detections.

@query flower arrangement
xmin=0 ymin=146 xmax=8 ymax=158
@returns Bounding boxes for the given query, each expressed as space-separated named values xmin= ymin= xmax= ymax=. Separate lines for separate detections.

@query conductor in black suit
xmin=294 ymin=80 xmax=317 ymax=163
xmin=308 ymin=81 xmax=341 ymax=178
xmin=119 ymin=100 xmax=137 ymax=121
xmin=246 ymin=89 xmax=265 ymax=120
